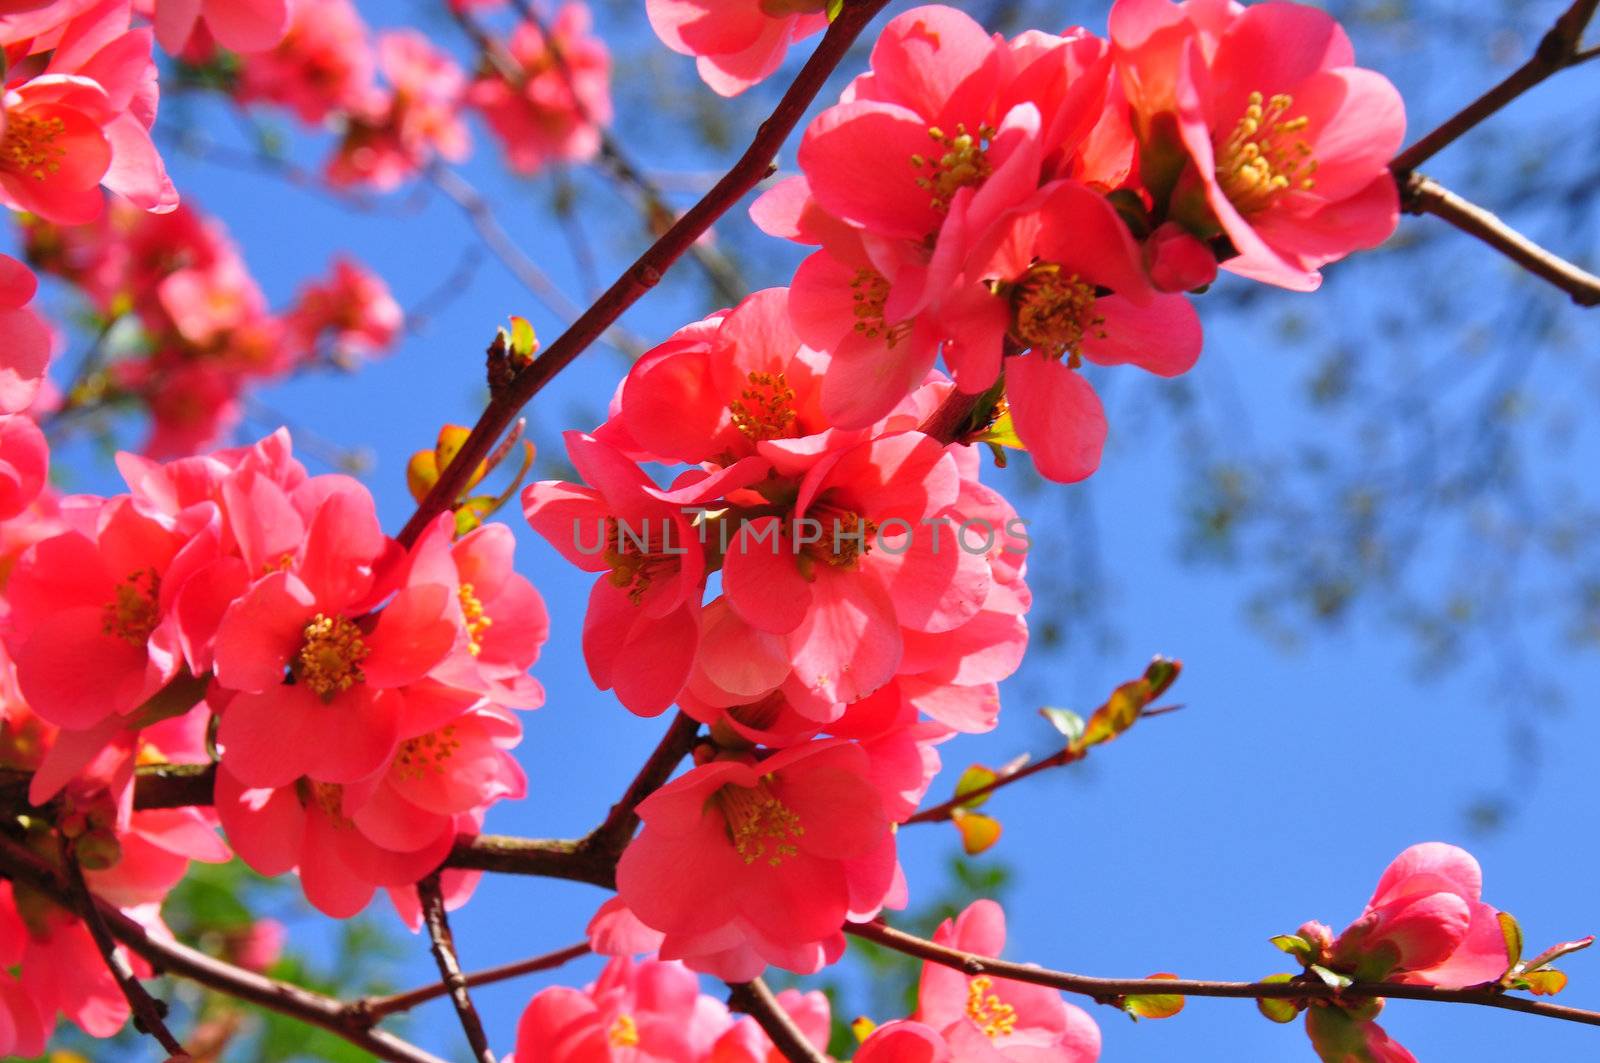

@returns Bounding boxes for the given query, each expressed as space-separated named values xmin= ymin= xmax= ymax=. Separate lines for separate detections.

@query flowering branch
xmin=417 ymin=873 xmax=496 ymax=1063
xmin=355 ymin=942 xmax=590 ymax=1021
xmin=59 ymin=834 xmax=188 ymax=1058
xmin=1400 ymin=172 xmax=1600 ymax=306
xmin=0 ymin=835 xmax=449 ymax=1063
xmin=727 ymin=978 xmax=829 ymax=1063
xmin=395 ymin=0 xmax=893 ymax=548
xmin=847 ymin=920 xmax=1600 ymax=1028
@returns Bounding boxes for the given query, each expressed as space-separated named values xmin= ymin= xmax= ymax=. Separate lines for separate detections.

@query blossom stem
xmin=847 ymin=920 xmax=1600 ymax=1027
xmin=58 ymin=833 xmax=189 ymax=1058
xmin=417 ymin=872 xmax=497 ymax=1063
xmin=1400 ymin=172 xmax=1600 ymax=307
xmin=395 ymin=0 xmax=895 ymax=549
xmin=727 ymin=977 xmax=829 ymax=1063
xmin=357 ymin=941 xmax=590 ymax=1020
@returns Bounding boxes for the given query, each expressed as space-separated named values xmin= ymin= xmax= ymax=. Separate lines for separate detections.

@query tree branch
xmin=0 ymin=836 xmax=449 ymax=1063
xmin=902 ymin=745 xmax=1085 ymax=826
xmin=1390 ymin=0 xmax=1600 ymax=174
xmin=417 ymin=873 xmax=496 ymax=1063
xmin=847 ymin=920 xmax=1600 ymax=1028
xmin=583 ymin=710 xmax=702 ymax=858
xmin=60 ymin=834 xmax=188 ymax=1058
xmin=443 ymin=834 xmax=614 ymax=886
xmin=396 ymin=0 xmax=893 ymax=548
xmin=727 ymin=977 xmax=829 ymax=1063
xmin=1399 ymin=173 xmax=1600 ymax=307
xmin=356 ymin=941 xmax=590 ymax=1021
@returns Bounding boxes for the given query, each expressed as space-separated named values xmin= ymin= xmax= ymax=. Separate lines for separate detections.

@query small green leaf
xmin=825 ymin=0 xmax=844 ymax=20
xmin=1515 ymin=969 xmax=1568 ymax=996
xmin=951 ymin=808 xmax=1001 ymax=855
xmin=954 ymin=764 xmax=999 ymax=810
xmin=1124 ymin=973 xmax=1184 ymax=1020
xmin=1308 ymin=964 xmax=1352 ymax=990
xmin=1255 ymin=974 xmax=1301 ymax=1024
xmin=1143 ymin=656 xmax=1182 ymax=698
xmin=1270 ymin=934 xmax=1314 ymax=963
xmin=1040 ymin=707 xmax=1085 ymax=744
xmin=508 ymin=315 xmax=539 ymax=361
xmin=1497 ymin=911 xmax=1524 ymax=980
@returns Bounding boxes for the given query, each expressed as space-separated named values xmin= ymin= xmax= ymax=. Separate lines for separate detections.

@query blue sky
xmin=30 ymin=0 xmax=1600 ymax=1059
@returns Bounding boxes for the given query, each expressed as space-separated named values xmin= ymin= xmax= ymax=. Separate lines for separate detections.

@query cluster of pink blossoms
xmin=0 ymin=426 xmax=548 ymax=1049
xmin=216 ymin=0 xmax=611 ymax=185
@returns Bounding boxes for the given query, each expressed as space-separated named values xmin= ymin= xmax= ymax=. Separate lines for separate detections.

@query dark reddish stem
xmin=727 ymin=978 xmax=829 ymax=1062
xmin=418 ymin=873 xmax=496 ymax=1063
xmin=357 ymin=941 xmax=590 ymax=1020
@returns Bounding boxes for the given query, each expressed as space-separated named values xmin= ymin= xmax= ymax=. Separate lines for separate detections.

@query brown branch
xmin=848 ymin=921 xmax=1600 ymax=1028
xmin=396 ymin=0 xmax=892 ymax=548
xmin=583 ymin=710 xmax=702 ymax=857
xmin=903 ymin=745 xmax=1084 ymax=826
xmin=1399 ymin=173 xmax=1600 ymax=307
xmin=727 ymin=977 xmax=829 ymax=1063
xmin=357 ymin=941 xmax=590 ymax=1021
xmin=0 ymin=836 xmax=449 ymax=1063
xmin=443 ymin=833 xmax=613 ymax=886
xmin=417 ymin=873 xmax=496 ymax=1063
xmin=60 ymin=834 xmax=188 ymax=1057
xmin=1390 ymin=0 xmax=1600 ymax=174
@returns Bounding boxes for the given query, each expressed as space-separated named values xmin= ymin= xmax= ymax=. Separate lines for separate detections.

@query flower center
xmin=299 ymin=780 xmax=355 ymax=829
xmin=848 ymin=269 xmax=912 ymax=349
xmin=608 ymin=1013 xmax=640 ymax=1048
xmin=1 ymin=112 xmax=68 ymax=182
xmin=458 ymin=582 xmax=492 ymax=656
xmin=1007 ymin=263 xmax=1105 ymax=364
xmin=912 ymin=123 xmax=994 ymax=213
xmin=965 ymin=976 xmax=1018 ymax=1039
xmin=296 ymin=613 xmax=369 ymax=699
xmin=101 ymin=569 xmax=161 ymax=646
xmin=393 ymin=726 xmax=461 ymax=781
xmin=797 ymin=504 xmax=877 ymax=575
xmin=1216 ymin=91 xmax=1317 ymax=214
xmin=729 ymin=370 xmax=798 ymax=442
xmin=716 ymin=777 xmax=805 ymax=867
xmin=602 ymin=518 xmax=680 ymax=605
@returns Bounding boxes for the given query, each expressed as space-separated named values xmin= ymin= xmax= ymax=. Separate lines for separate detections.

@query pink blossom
xmin=615 ymin=738 xmax=900 ymax=979
xmin=236 ymin=0 xmax=376 ymax=124
xmin=0 ymin=254 xmax=53 ymax=414
xmin=856 ymin=1020 xmax=953 ymax=1063
xmin=328 ymin=30 xmax=470 ymax=190
xmin=710 ymin=988 xmax=831 ymax=1062
xmin=917 ymin=900 xmax=1101 ymax=1061
xmin=1109 ymin=0 xmax=1405 ymax=290
xmin=0 ymin=414 xmax=47 ymax=520
xmin=285 ymin=256 xmax=404 ymax=364
xmin=152 ymin=0 xmax=290 ymax=56
xmin=645 ymin=0 xmax=827 ymax=98
xmin=1304 ymin=1004 xmax=1418 ymax=1063
xmin=467 ymin=4 xmax=610 ymax=175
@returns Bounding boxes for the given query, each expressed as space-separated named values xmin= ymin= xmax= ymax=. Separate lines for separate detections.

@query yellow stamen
xmin=729 ymin=371 xmax=798 ymax=442
xmin=101 ymin=569 xmax=161 ymax=646
xmin=458 ymin=583 xmax=492 ymax=656
xmin=1 ymin=112 xmax=68 ymax=182
xmin=1007 ymin=263 xmax=1105 ymax=364
xmin=296 ymin=613 xmax=369 ymax=699
xmin=847 ymin=269 xmax=912 ymax=348
xmin=393 ymin=726 xmax=461 ymax=781
xmin=602 ymin=518 xmax=678 ymax=605
xmin=608 ymin=1013 xmax=640 ymax=1048
xmin=1216 ymin=91 xmax=1317 ymax=214
xmin=912 ymin=123 xmax=994 ymax=213
xmin=965 ymin=976 xmax=1018 ymax=1039
xmin=716 ymin=777 xmax=804 ymax=867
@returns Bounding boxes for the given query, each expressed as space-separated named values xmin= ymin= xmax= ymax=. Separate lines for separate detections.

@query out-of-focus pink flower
xmin=152 ymin=0 xmax=290 ymax=55
xmin=0 ymin=415 xmax=47 ymax=520
xmin=236 ymin=0 xmax=375 ymax=124
xmin=615 ymin=738 xmax=900 ymax=980
xmin=229 ymin=917 xmax=287 ymax=972
xmin=916 ymin=900 xmax=1101 ymax=1061
xmin=1304 ymin=1003 xmax=1418 ymax=1063
xmin=327 ymin=31 xmax=469 ymax=190
xmin=710 ymin=988 xmax=831 ymax=1062
xmin=856 ymin=1020 xmax=953 ymax=1063
xmin=285 ymin=256 xmax=403 ymax=364
xmin=467 ymin=4 xmax=610 ymax=175
xmin=508 ymin=955 xmax=731 ymax=1062
xmin=645 ymin=0 xmax=828 ymax=98
xmin=0 ymin=255 xmax=53 ymax=414
xmin=1109 ymin=0 xmax=1405 ymax=290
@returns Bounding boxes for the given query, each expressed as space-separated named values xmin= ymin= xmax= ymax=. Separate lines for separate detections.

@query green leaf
xmin=1123 ymin=973 xmax=1184 ymax=1020
xmin=951 ymin=808 xmax=1001 ymax=855
xmin=508 ymin=315 xmax=539 ymax=361
xmin=1270 ymin=934 xmax=1314 ymax=964
xmin=1497 ymin=911 xmax=1523 ymax=980
xmin=1255 ymin=973 xmax=1301 ymax=1024
xmin=953 ymin=764 xmax=999 ymax=810
xmin=1143 ymin=656 xmax=1182 ymax=698
xmin=1039 ymin=707 xmax=1085 ymax=744
xmin=1515 ymin=969 xmax=1568 ymax=996
xmin=825 ymin=0 xmax=844 ymax=21
xmin=1307 ymin=964 xmax=1352 ymax=990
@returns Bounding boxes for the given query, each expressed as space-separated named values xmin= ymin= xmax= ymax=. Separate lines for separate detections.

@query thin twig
xmin=848 ymin=921 xmax=1600 ymax=1027
xmin=417 ymin=873 xmax=496 ymax=1063
xmin=727 ymin=978 xmax=829 ymax=1063
xmin=584 ymin=711 xmax=702 ymax=857
xmin=59 ymin=834 xmax=188 ymax=1057
xmin=357 ymin=942 xmax=590 ymax=1021
xmin=444 ymin=834 xmax=611 ymax=885
xmin=396 ymin=0 xmax=893 ymax=548
xmin=1401 ymin=173 xmax=1600 ymax=307
xmin=903 ymin=746 xmax=1084 ymax=826
xmin=0 ymin=837 xmax=448 ymax=1063
xmin=1390 ymin=0 xmax=1600 ymax=173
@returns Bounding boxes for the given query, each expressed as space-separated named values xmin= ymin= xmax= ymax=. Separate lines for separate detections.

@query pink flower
xmin=937 ymin=179 xmax=1202 ymax=482
xmin=0 ymin=414 xmax=47 ymax=520
xmin=1327 ymin=842 xmax=1508 ymax=985
xmin=615 ymin=738 xmax=900 ymax=980
xmin=645 ymin=0 xmax=828 ymax=98
xmin=228 ymin=917 xmax=287 ymax=972
xmin=507 ymin=955 xmax=731 ymax=1062
xmin=856 ymin=1020 xmax=953 ymax=1063
xmin=710 ymin=988 xmax=831 ymax=1062
xmin=153 ymin=0 xmax=290 ymax=55
xmin=285 ymin=256 xmax=404 ymax=364
xmin=1304 ymin=1004 xmax=1417 ymax=1063
xmin=327 ymin=31 xmax=470 ymax=190
xmin=211 ymin=487 xmax=456 ymax=787
xmin=916 ymin=900 xmax=1101 ymax=1061
xmin=1109 ymin=0 xmax=1405 ymax=290
xmin=0 ymin=254 xmax=53 ymax=414
xmin=236 ymin=0 xmax=376 ymax=124
xmin=467 ymin=4 xmax=610 ymax=175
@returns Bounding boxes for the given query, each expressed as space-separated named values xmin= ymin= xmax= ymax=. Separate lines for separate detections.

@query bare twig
xmin=417 ymin=873 xmax=496 ymax=1063
xmin=848 ymin=921 xmax=1600 ymax=1027
xmin=1390 ymin=0 xmax=1600 ymax=173
xmin=60 ymin=834 xmax=188 ymax=1057
xmin=443 ymin=834 xmax=611 ymax=886
xmin=903 ymin=745 xmax=1085 ymax=826
xmin=1400 ymin=173 xmax=1600 ymax=307
xmin=0 ymin=837 xmax=449 ymax=1063
xmin=357 ymin=942 xmax=590 ymax=1021
xmin=583 ymin=711 xmax=702 ymax=857
xmin=396 ymin=0 xmax=893 ymax=548
xmin=727 ymin=978 xmax=829 ymax=1063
